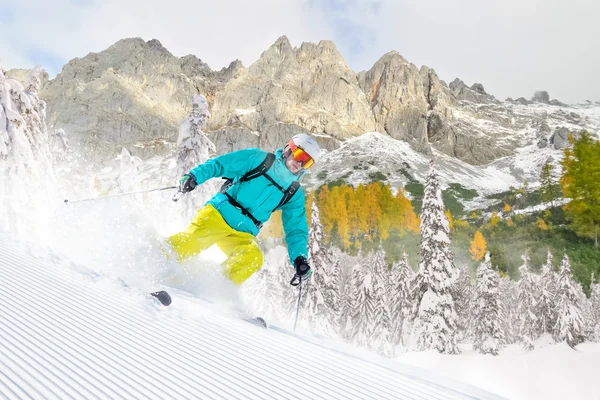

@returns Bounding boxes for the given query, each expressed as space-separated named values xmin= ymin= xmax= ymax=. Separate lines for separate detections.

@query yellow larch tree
xmin=470 ymin=230 xmax=487 ymax=261
xmin=317 ymin=186 xmax=335 ymax=240
xmin=445 ymin=210 xmax=454 ymax=231
xmin=490 ymin=211 xmax=501 ymax=226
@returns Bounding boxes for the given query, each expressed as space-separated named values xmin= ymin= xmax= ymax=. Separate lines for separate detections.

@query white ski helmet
xmin=289 ymin=133 xmax=322 ymax=164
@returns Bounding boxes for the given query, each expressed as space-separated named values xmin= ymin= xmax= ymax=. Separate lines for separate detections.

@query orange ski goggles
xmin=288 ymin=140 xmax=314 ymax=169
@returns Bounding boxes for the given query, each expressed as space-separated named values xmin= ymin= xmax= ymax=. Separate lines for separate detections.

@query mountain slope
xmin=0 ymin=236 xmax=503 ymax=399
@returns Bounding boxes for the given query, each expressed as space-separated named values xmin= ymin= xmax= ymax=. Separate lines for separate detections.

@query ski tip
xmin=247 ymin=317 xmax=267 ymax=329
xmin=150 ymin=290 xmax=172 ymax=306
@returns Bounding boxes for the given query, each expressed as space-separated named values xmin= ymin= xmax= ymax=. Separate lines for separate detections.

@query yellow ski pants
xmin=166 ymin=204 xmax=263 ymax=285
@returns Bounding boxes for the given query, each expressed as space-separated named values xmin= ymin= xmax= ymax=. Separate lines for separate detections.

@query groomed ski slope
xmin=0 ymin=236 xmax=503 ymax=400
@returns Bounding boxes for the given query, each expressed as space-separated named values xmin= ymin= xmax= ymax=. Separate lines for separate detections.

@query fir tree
xmin=516 ymin=252 xmax=539 ymax=350
xmin=411 ymin=160 xmax=459 ymax=354
xmin=498 ymin=276 xmax=519 ymax=344
xmin=589 ymin=273 xmax=600 ymax=342
xmin=539 ymin=161 xmax=556 ymax=207
xmin=304 ymin=200 xmax=340 ymax=338
xmin=340 ymin=258 xmax=362 ymax=342
xmin=0 ymin=64 xmax=45 ymax=233
xmin=471 ymin=253 xmax=504 ymax=355
xmin=23 ymin=66 xmax=52 ymax=167
xmin=453 ymin=264 xmax=473 ymax=342
xmin=350 ymin=257 xmax=377 ymax=348
xmin=176 ymin=94 xmax=217 ymax=219
xmin=553 ymin=253 xmax=586 ymax=348
xmin=536 ymin=250 xmax=557 ymax=334
xmin=389 ymin=251 xmax=415 ymax=350
xmin=371 ymin=245 xmax=393 ymax=356
xmin=560 ymin=133 xmax=600 ymax=247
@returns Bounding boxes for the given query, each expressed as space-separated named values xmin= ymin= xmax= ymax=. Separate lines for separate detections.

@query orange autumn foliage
xmin=470 ymin=231 xmax=487 ymax=261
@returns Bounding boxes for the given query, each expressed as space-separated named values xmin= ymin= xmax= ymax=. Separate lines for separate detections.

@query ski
xmin=246 ymin=316 xmax=267 ymax=329
xmin=150 ymin=290 xmax=172 ymax=306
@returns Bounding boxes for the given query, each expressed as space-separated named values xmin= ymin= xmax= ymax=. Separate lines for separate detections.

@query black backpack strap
xmin=220 ymin=152 xmax=275 ymax=194
xmin=220 ymin=151 xmax=300 ymax=228
xmin=274 ymin=181 xmax=300 ymax=211
xmin=224 ymin=193 xmax=263 ymax=229
xmin=239 ymin=153 xmax=275 ymax=182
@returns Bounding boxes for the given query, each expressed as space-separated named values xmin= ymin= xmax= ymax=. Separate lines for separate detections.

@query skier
xmin=167 ymin=134 xmax=321 ymax=286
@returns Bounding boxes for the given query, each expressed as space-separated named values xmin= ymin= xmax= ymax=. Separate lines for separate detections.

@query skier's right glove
xmin=179 ymin=173 xmax=198 ymax=193
xmin=290 ymin=256 xmax=311 ymax=286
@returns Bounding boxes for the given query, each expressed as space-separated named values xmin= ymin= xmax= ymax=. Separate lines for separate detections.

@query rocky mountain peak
xmin=262 ymin=35 xmax=294 ymax=58
xmin=449 ymin=78 xmax=498 ymax=104
xmin=30 ymin=36 xmax=600 ymax=168
xmin=211 ymin=35 xmax=373 ymax=141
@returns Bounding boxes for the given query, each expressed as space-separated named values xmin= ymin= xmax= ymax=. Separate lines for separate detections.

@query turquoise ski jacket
xmin=189 ymin=148 xmax=308 ymax=264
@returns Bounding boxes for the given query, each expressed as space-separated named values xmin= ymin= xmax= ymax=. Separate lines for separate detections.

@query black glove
xmin=179 ymin=173 xmax=197 ymax=193
xmin=290 ymin=256 xmax=312 ymax=286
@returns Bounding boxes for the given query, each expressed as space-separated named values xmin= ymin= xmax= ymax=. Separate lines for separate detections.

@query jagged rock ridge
xmin=11 ymin=36 xmax=599 ymax=166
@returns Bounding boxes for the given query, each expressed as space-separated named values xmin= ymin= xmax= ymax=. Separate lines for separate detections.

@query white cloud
xmin=1 ymin=0 xmax=333 ymax=72
xmin=309 ymin=0 xmax=600 ymax=103
xmin=2 ymin=0 xmax=599 ymax=103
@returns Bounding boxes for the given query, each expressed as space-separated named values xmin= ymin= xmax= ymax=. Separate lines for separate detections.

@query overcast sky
xmin=1 ymin=0 xmax=598 ymax=103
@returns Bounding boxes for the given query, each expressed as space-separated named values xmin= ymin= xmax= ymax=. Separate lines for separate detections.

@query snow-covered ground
xmin=398 ymin=339 xmax=600 ymax=400
xmin=0 ymin=235 xmax=502 ymax=400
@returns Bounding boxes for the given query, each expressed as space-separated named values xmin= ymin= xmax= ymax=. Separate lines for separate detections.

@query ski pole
xmin=293 ymin=278 xmax=304 ymax=332
xmin=64 ymin=186 xmax=178 ymax=204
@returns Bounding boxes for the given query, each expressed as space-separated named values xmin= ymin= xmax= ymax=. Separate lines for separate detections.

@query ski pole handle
xmin=172 ymin=190 xmax=185 ymax=202
xmin=290 ymin=274 xmax=301 ymax=286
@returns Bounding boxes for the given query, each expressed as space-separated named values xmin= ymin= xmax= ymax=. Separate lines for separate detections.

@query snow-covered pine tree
xmin=22 ymin=67 xmax=52 ymax=170
xmin=453 ymin=263 xmax=473 ymax=342
xmin=389 ymin=251 xmax=415 ymax=351
xmin=536 ymin=250 xmax=557 ymax=335
xmin=553 ymin=252 xmax=586 ymax=347
xmin=471 ymin=253 xmax=504 ymax=355
xmin=371 ymin=245 xmax=394 ymax=356
xmin=350 ymin=255 xmax=377 ymax=348
xmin=498 ymin=276 xmax=519 ymax=344
xmin=516 ymin=252 xmax=539 ymax=350
xmin=176 ymin=94 xmax=217 ymax=219
xmin=340 ymin=254 xmax=361 ymax=342
xmin=302 ymin=199 xmax=341 ymax=338
xmin=590 ymin=273 xmax=600 ymax=342
xmin=0 ymin=64 xmax=43 ymax=234
xmin=411 ymin=160 xmax=459 ymax=354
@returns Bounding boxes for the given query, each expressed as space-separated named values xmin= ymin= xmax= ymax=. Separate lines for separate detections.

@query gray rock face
xmin=210 ymin=36 xmax=375 ymax=141
xmin=449 ymin=78 xmax=497 ymax=104
xmin=357 ymin=51 xmax=429 ymax=153
xmin=33 ymin=36 xmax=599 ymax=168
xmin=471 ymin=83 xmax=486 ymax=94
xmin=419 ymin=68 xmax=515 ymax=164
xmin=549 ymin=126 xmax=578 ymax=149
xmin=40 ymin=38 xmax=231 ymax=163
